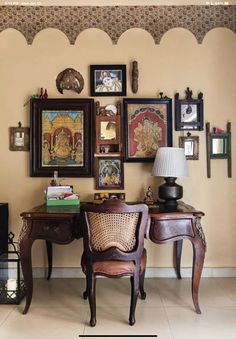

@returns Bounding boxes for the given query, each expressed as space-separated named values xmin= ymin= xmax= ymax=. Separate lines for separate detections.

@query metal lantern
xmin=0 ymin=232 xmax=26 ymax=304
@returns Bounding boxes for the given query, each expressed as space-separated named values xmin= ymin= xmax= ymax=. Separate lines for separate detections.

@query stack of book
xmin=46 ymin=186 xmax=80 ymax=206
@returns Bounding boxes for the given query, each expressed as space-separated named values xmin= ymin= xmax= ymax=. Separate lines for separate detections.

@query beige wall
xmin=0 ymin=5 xmax=236 ymax=269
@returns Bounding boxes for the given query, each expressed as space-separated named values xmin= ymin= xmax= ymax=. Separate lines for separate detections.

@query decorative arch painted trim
xmin=0 ymin=5 xmax=235 ymax=45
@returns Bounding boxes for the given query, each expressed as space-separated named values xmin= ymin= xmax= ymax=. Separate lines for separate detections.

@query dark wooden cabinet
xmin=0 ymin=203 xmax=8 ymax=254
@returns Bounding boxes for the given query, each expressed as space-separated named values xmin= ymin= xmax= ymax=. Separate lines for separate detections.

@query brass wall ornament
xmin=56 ymin=68 xmax=84 ymax=94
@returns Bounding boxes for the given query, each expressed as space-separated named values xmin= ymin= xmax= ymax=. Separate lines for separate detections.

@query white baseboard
xmin=31 ymin=267 xmax=236 ymax=279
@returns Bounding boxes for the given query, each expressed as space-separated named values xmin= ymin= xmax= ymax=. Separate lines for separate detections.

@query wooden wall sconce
xmin=206 ymin=122 xmax=231 ymax=178
xmin=9 ymin=122 xmax=30 ymax=151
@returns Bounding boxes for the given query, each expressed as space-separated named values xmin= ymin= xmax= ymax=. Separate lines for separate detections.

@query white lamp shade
xmin=152 ymin=147 xmax=188 ymax=178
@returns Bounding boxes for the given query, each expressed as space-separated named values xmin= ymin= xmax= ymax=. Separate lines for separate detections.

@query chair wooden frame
xmin=81 ymin=199 xmax=149 ymax=326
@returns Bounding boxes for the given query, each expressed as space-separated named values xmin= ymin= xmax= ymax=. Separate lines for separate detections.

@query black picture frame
xmin=30 ymin=98 xmax=94 ymax=177
xmin=90 ymin=65 xmax=126 ymax=96
xmin=123 ymin=98 xmax=172 ymax=162
xmin=95 ymin=157 xmax=124 ymax=190
xmin=175 ymin=88 xmax=204 ymax=131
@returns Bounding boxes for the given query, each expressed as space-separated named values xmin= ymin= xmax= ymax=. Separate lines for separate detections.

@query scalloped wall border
xmin=0 ymin=5 xmax=235 ymax=44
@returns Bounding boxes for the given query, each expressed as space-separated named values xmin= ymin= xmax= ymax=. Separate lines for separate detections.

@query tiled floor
xmin=1 ymin=277 xmax=236 ymax=338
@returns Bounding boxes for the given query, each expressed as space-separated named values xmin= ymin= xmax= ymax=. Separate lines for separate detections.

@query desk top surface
xmin=21 ymin=201 xmax=204 ymax=218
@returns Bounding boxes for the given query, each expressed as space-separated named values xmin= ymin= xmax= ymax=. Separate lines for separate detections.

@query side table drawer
xmin=150 ymin=218 xmax=194 ymax=242
xmin=30 ymin=220 xmax=74 ymax=243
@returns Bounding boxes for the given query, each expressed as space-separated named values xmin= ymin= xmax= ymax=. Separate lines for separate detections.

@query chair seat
xmin=82 ymin=249 xmax=146 ymax=276
xmin=92 ymin=248 xmax=146 ymax=276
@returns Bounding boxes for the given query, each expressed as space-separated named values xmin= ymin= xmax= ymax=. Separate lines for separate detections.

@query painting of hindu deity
xmin=123 ymin=98 xmax=172 ymax=162
xmin=95 ymin=157 xmax=124 ymax=189
xmin=90 ymin=65 xmax=126 ymax=97
xmin=30 ymin=99 xmax=94 ymax=177
xmin=42 ymin=110 xmax=83 ymax=167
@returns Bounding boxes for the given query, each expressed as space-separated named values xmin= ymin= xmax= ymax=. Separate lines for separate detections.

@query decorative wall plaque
xmin=56 ymin=68 xmax=84 ymax=94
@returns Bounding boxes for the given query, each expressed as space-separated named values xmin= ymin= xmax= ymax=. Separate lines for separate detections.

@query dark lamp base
xmin=158 ymin=177 xmax=183 ymax=206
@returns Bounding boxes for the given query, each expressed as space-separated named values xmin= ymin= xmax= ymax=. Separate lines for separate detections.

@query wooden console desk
xmin=19 ymin=202 xmax=206 ymax=315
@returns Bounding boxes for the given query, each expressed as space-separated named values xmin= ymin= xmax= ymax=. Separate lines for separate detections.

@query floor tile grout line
xmin=162 ymin=303 xmax=175 ymax=339
xmin=0 ymin=306 xmax=17 ymax=328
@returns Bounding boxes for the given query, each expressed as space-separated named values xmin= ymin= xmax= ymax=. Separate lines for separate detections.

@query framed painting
xmin=30 ymin=98 xmax=94 ymax=177
xmin=90 ymin=65 xmax=126 ymax=96
xmin=95 ymin=157 xmax=124 ymax=189
xmin=179 ymin=134 xmax=199 ymax=160
xmin=123 ymin=98 xmax=172 ymax=162
xmin=175 ymin=87 xmax=204 ymax=131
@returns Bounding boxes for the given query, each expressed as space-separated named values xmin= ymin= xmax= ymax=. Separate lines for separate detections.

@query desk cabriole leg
xmin=174 ymin=240 xmax=183 ymax=279
xmin=191 ymin=217 xmax=206 ymax=314
xmin=46 ymin=241 xmax=52 ymax=280
xmin=19 ymin=219 xmax=34 ymax=315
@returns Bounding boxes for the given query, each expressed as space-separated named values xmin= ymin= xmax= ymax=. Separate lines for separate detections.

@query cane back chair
xmin=81 ymin=199 xmax=149 ymax=326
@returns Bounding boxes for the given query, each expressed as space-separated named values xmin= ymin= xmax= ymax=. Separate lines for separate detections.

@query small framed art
xmin=95 ymin=157 xmax=124 ymax=190
xmin=123 ymin=98 xmax=172 ymax=162
xmin=175 ymin=87 xmax=204 ymax=131
xmin=9 ymin=122 xmax=30 ymax=151
xmin=179 ymin=133 xmax=199 ymax=160
xmin=90 ymin=65 xmax=126 ymax=96
xmin=94 ymin=192 xmax=125 ymax=201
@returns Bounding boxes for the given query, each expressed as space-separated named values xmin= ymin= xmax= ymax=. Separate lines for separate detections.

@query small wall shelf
xmin=206 ymin=122 xmax=231 ymax=178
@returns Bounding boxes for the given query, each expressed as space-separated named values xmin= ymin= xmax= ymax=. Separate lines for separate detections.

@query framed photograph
xmin=95 ymin=157 xmax=124 ymax=189
xmin=123 ymin=98 xmax=172 ymax=162
xmin=30 ymin=98 xmax=94 ymax=177
xmin=9 ymin=122 xmax=30 ymax=151
xmin=90 ymin=65 xmax=126 ymax=96
xmin=175 ymin=88 xmax=204 ymax=131
xmin=179 ymin=134 xmax=199 ymax=160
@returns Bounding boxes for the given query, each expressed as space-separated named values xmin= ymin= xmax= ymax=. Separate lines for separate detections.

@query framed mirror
xmin=211 ymin=136 xmax=228 ymax=156
xmin=175 ymin=87 xmax=204 ymax=131
xmin=99 ymin=120 xmax=117 ymax=141
xmin=9 ymin=122 xmax=30 ymax=151
xmin=179 ymin=133 xmax=199 ymax=160
xmin=206 ymin=122 xmax=231 ymax=178
xmin=95 ymin=101 xmax=121 ymax=155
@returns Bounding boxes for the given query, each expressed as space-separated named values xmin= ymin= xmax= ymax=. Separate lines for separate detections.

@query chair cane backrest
xmin=86 ymin=212 xmax=139 ymax=252
xmin=81 ymin=199 xmax=149 ymax=263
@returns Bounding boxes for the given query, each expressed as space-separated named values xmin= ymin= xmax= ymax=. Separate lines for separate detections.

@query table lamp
xmin=152 ymin=147 xmax=188 ymax=206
